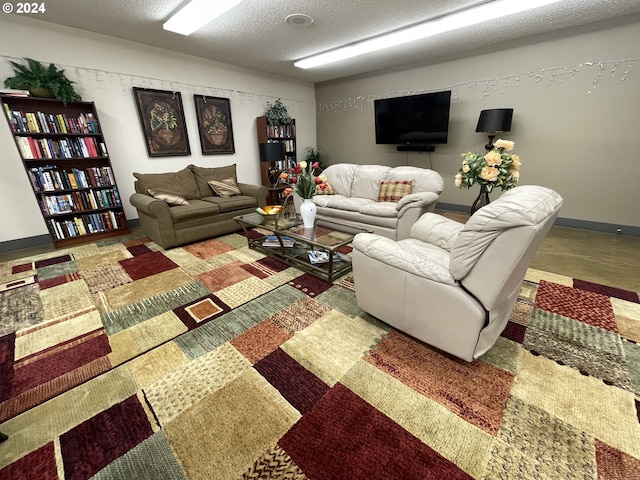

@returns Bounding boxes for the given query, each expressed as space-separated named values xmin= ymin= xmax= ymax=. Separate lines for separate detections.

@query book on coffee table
xmin=262 ymin=235 xmax=295 ymax=247
xmin=307 ymin=250 xmax=341 ymax=264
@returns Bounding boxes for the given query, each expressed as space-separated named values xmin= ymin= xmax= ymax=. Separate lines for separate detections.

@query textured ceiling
xmin=10 ymin=0 xmax=640 ymax=84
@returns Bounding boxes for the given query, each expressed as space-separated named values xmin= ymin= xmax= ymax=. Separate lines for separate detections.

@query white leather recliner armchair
xmin=352 ymin=185 xmax=563 ymax=361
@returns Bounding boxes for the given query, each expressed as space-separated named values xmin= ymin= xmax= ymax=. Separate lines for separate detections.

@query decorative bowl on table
xmin=256 ymin=205 xmax=283 ymax=219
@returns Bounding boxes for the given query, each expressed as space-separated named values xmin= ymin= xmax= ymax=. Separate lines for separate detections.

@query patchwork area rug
xmin=0 ymin=231 xmax=639 ymax=479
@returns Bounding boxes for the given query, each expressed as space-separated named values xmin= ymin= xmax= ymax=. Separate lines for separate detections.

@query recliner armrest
xmin=352 ymin=233 xmax=456 ymax=285
xmin=410 ymin=213 xmax=464 ymax=251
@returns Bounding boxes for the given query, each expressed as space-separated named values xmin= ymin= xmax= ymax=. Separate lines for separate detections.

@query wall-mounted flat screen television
xmin=374 ymin=90 xmax=451 ymax=145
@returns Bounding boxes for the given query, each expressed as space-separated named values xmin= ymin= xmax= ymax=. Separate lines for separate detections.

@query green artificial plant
xmin=303 ymin=146 xmax=327 ymax=172
xmin=4 ymin=58 xmax=81 ymax=104
xmin=264 ymin=98 xmax=292 ymax=126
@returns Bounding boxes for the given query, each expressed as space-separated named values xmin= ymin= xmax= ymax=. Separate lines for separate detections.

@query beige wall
xmin=315 ymin=20 xmax=640 ymax=230
xmin=0 ymin=16 xmax=316 ymax=244
xmin=1 ymin=16 xmax=639 ymax=245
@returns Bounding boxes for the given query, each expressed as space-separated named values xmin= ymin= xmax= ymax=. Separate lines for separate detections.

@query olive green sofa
xmin=129 ymin=164 xmax=267 ymax=249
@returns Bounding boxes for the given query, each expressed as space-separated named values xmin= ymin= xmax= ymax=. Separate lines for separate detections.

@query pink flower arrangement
xmin=280 ymin=160 xmax=324 ymax=199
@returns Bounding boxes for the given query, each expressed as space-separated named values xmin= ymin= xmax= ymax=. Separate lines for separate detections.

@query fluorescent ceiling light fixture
xmin=294 ymin=0 xmax=562 ymax=69
xmin=163 ymin=0 xmax=244 ymax=36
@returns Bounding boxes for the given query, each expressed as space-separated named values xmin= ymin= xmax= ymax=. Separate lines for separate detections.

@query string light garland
xmin=0 ymin=54 xmax=316 ymax=112
xmin=1 ymin=55 xmax=636 ymax=117
xmin=316 ymin=58 xmax=638 ymax=116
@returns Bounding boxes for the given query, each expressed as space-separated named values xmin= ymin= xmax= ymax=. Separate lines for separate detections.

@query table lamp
xmin=259 ymin=142 xmax=286 ymax=187
xmin=476 ymin=108 xmax=513 ymax=151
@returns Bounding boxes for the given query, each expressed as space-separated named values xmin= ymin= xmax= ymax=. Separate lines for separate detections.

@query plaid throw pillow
xmin=377 ymin=180 xmax=413 ymax=202
xmin=147 ymin=189 xmax=189 ymax=206
xmin=208 ymin=177 xmax=241 ymax=197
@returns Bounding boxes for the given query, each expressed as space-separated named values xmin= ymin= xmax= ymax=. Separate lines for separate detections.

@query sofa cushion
xmin=321 ymin=164 xmax=358 ymax=196
xmin=189 ymin=164 xmax=238 ymax=198
xmin=169 ymin=199 xmax=220 ymax=222
xmin=202 ymin=195 xmax=258 ymax=213
xmin=312 ymin=196 xmax=372 ymax=212
xmin=311 ymin=194 xmax=346 ymax=207
xmin=358 ymin=202 xmax=398 ymax=217
xmin=352 ymin=165 xmax=392 ymax=200
xmin=378 ymin=180 xmax=413 ymax=202
xmin=316 ymin=206 xmax=399 ymax=229
xmin=208 ymin=177 xmax=241 ymax=197
xmin=134 ymin=167 xmax=200 ymax=200
xmin=147 ymin=189 xmax=189 ymax=206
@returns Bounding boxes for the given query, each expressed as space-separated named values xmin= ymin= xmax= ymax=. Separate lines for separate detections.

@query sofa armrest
xmin=396 ymin=191 xmax=439 ymax=217
xmin=238 ymin=183 xmax=268 ymax=207
xmin=410 ymin=213 xmax=464 ymax=251
xmin=129 ymin=192 xmax=171 ymax=218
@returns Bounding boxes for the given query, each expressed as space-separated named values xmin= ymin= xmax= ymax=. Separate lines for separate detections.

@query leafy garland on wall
xmin=316 ymin=58 xmax=639 ymax=116
xmin=1 ymin=55 xmax=637 ymax=117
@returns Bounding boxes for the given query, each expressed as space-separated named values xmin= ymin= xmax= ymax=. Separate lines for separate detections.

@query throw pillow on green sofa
xmin=147 ymin=189 xmax=190 ymax=205
xmin=189 ymin=164 xmax=238 ymax=197
xmin=208 ymin=178 xmax=241 ymax=198
xmin=134 ymin=167 xmax=200 ymax=199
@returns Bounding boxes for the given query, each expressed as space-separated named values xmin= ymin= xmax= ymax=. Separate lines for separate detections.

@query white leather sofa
xmin=310 ymin=164 xmax=444 ymax=240
xmin=351 ymin=185 xmax=563 ymax=362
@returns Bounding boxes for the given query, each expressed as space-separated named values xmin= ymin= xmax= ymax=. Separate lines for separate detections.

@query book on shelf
xmin=71 ymin=168 xmax=89 ymax=188
xmin=16 ymin=137 xmax=32 ymax=158
xmin=16 ymin=136 xmax=105 ymax=160
xmin=3 ymin=103 xmax=14 ymax=131
xmin=262 ymin=235 xmax=295 ymax=247
xmin=66 ymin=171 xmax=78 ymax=189
xmin=46 ymin=210 xmax=123 ymax=240
xmin=56 ymin=114 xmax=68 ymax=133
xmin=25 ymin=112 xmax=39 ymax=132
xmin=307 ymin=250 xmax=342 ymax=264
xmin=85 ymin=190 xmax=98 ymax=209
xmin=1 ymin=107 xmax=101 ymax=135
xmin=37 ymin=111 xmax=50 ymax=133
xmin=46 ymin=114 xmax=59 ymax=133
xmin=0 ymin=88 xmax=30 ymax=96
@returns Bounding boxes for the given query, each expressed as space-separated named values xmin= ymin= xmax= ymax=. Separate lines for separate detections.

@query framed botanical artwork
xmin=194 ymin=95 xmax=235 ymax=155
xmin=133 ymin=87 xmax=191 ymax=157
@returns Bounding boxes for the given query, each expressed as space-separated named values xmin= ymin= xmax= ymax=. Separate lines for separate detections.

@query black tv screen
xmin=374 ymin=91 xmax=451 ymax=145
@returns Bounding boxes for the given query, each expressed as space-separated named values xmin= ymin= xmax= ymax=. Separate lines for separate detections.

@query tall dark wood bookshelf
xmin=1 ymin=94 xmax=129 ymax=248
xmin=256 ymin=115 xmax=296 ymax=205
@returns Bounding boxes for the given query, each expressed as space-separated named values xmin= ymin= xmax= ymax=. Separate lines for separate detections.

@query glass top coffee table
xmin=234 ymin=212 xmax=371 ymax=282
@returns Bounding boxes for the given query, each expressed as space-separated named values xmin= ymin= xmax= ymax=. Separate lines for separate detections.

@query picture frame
xmin=194 ymin=95 xmax=235 ymax=155
xmin=133 ymin=87 xmax=191 ymax=157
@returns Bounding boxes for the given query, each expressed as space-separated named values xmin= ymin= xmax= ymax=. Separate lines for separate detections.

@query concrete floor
xmin=2 ymin=222 xmax=639 ymax=292
xmin=529 ymin=226 xmax=640 ymax=292
xmin=441 ymin=211 xmax=640 ymax=292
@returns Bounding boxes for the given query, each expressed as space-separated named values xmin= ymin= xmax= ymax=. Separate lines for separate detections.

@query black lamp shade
xmin=259 ymin=142 xmax=286 ymax=162
xmin=476 ymin=108 xmax=513 ymax=133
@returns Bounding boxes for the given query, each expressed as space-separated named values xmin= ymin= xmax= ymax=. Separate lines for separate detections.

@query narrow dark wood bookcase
xmin=1 ymin=94 xmax=129 ymax=248
xmin=256 ymin=115 xmax=296 ymax=205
